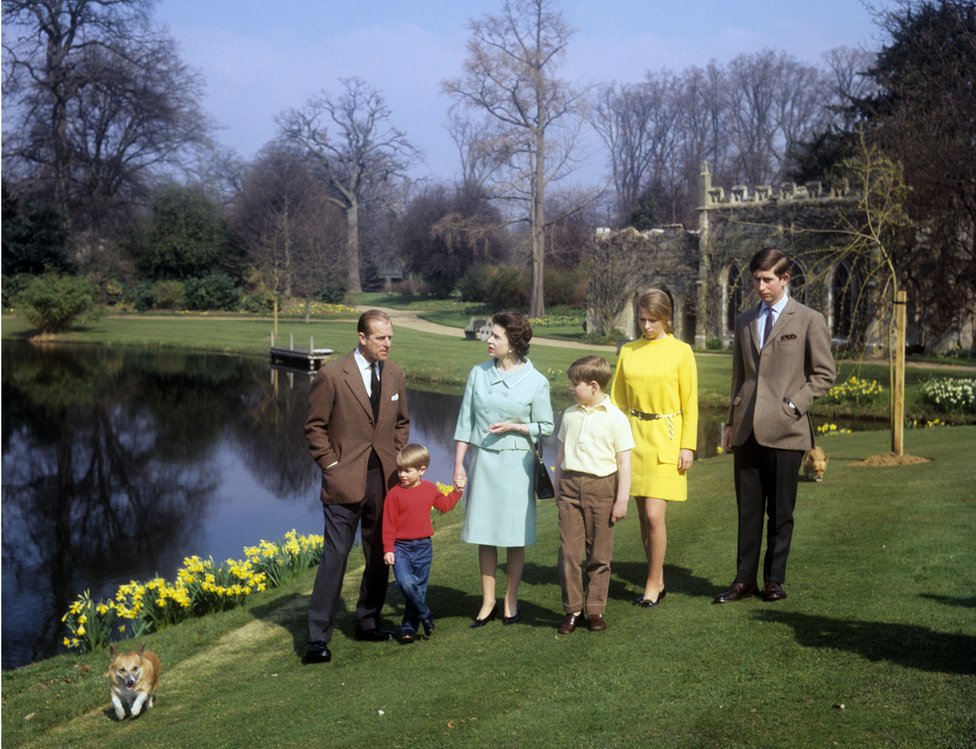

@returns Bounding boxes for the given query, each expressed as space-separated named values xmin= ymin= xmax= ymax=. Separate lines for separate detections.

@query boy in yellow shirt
xmin=555 ymin=356 xmax=635 ymax=634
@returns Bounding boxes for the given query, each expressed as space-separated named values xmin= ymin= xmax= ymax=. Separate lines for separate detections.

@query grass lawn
xmin=3 ymin=313 xmax=972 ymax=420
xmin=2 ymin=426 xmax=974 ymax=748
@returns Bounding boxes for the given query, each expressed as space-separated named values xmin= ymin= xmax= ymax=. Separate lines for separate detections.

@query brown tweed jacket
xmin=305 ymin=350 xmax=409 ymax=504
xmin=726 ymin=297 xmax=836 ymax=451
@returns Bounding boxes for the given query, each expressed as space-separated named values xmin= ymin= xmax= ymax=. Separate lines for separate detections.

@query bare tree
xmin=724 ymin=50 xmax=829 ymax=185
xmin=231 ymin=144 xmax=344 ymax=309
xmin=592 ymin=74 xmax=681 ymax=224
xmin=445 ymin=113 xmax=506 ymax=197
xmin=444 ymin=0 xmax=586 ymax=317
xmin=3 ymin=0 xmax=209 ymax=238
xmin=278 ymin=77 xmax=418 ymax=294
xmin=820 ymin=46 xmax=878 ymax=131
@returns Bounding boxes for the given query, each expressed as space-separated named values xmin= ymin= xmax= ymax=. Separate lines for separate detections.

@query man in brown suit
xmin=303 ymin=309 xmax=409 ymax=663
xmin=715 ymin=249 xmax=836 ymax=604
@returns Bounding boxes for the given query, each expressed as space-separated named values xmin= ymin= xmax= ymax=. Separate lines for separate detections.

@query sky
xmin=153 ymin=0 xmax=896 ymax=184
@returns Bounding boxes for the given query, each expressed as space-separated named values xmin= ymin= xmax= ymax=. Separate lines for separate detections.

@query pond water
xmin=1 ymin=340 xmax=732 ymax=670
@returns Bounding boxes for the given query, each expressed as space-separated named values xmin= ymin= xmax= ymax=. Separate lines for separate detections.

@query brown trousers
xmin=557 ymin=471 xmax=618 ymax=616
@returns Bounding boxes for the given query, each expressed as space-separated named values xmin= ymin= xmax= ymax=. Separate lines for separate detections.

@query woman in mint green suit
xmin=454 ymin=312 xmax=553 ymax=627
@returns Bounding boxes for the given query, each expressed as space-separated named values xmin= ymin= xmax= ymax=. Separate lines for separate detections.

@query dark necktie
xmin=369 ymin=361 xmax=381 ymax=420
xmin=762 ymin=306 xmax=774 ymax=348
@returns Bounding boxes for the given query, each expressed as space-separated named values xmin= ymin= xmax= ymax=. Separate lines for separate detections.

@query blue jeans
xmin=392 ymin=538 xmax=433 ymax=634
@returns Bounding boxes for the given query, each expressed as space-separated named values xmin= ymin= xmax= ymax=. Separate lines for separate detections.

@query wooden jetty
xmin=269 ymin=333 xmax=334 ymax=372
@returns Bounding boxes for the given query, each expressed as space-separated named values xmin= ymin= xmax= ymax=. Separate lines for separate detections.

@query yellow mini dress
xmin=610 ymin=335 xmax=698 ymax=501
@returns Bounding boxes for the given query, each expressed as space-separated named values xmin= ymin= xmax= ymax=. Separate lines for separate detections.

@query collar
xmin=353 ymin=348 xmax=375 ymax=372
xmin=768 ymin=292 xmax=789 ymax=315
xmin=574 ymin=394 xmax=611 ymax=413
xmin=486 ymin=357 xmax=534 ymax=387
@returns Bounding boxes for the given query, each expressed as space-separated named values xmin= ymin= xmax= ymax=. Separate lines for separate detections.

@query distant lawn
xmin=2 ymin=313 xmax=973 ymax=420
xmin=3 ymin=426 xmax=974 ymax=748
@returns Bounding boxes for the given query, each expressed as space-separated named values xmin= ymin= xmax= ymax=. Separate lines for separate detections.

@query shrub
xmin=458 ymin=264 xmax=529 ymax=310
xmin=14 ymin=273 xmax=102 ymax=333
xmin=241 ymin=290 xmax=275 ymax=313
xmin=153 ymin=279 xmax=186 ymax=310
xmin=920 ymin=377 xmax=976 ymax=413
xmin=705 ymin=337 xmax=723 ymax=351
xmin=543 ymin=266 xmax=587 ymax=308
xmin=185 ymin=272 xmax=241 ymax=310
xmin=127 ymin=282 xmax=155 ymax=311
xmin=316 ymin=277 xmax=347 ymax=304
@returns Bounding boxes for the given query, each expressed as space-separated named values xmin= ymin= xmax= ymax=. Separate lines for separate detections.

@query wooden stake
xmin=892 ymin=289 xmax=907 ymax=455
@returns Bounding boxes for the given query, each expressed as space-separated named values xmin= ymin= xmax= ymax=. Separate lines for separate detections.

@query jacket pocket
xmin=657 ymin=448 xmax=679 ymax=465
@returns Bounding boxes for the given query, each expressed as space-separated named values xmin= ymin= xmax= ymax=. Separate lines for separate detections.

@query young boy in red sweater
xmin=382 ymin=443 xmax=465 ymax=643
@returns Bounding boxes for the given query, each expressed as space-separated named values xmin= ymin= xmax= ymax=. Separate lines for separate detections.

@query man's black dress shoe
xmin=302 ymin=642 xmax=332 ymax=664
xmin=354 ymin=627 xmax=395 ymax=642
xmin=712 ymin=582 xmax=757 ymax=604
xmin=469 ymin=605 xmax=497 ymax=629
xmin=762 ymin=581 xmax=787 ymax=601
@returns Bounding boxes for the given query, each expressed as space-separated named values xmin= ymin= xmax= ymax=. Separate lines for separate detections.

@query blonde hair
xmin=637 ymin=288 xmax=674 ymax=334
xmin=395 ymin=443 xmax=430 ymax=470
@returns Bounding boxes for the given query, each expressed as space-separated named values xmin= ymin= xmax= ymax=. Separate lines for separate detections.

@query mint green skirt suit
xmin=454 ymin=359 xmax=554 ymax=547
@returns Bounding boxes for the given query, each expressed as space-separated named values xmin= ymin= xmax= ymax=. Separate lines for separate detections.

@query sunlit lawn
xmin=2 ymin=426 xmax=973 ymax=748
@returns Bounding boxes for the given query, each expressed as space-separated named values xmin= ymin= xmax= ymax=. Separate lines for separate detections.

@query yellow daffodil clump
xmin=61 ymin=530 xmax=324 ymax=654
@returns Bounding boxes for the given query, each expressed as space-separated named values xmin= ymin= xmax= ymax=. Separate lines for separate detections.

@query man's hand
xmin=383 ymin=552 xmax=395 ymax=566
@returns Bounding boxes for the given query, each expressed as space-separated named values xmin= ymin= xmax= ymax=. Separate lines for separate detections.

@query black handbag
xmin=533 ymin=441 xmax=555 ymax=500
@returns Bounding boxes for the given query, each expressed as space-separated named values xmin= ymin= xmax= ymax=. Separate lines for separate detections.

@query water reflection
xmin=1 ymin=341 xmax=729 ymax=670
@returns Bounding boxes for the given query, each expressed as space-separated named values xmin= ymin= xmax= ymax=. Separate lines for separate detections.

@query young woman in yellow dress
xmin=610 ymin=289 xmax=698 ymax=606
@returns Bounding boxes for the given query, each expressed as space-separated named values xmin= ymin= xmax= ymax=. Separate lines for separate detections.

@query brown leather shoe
xmin=712 ymin=582 xmax=757 ymax=604
xmin=762 ymin=581 xmax=787 ymax=601
xmin=558 ymin=611 xmax=582 ymax=634
xmin=587 ymin=614 xmax=607 ymax=632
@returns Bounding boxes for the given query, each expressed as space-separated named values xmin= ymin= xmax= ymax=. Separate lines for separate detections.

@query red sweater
xmin=382 ymin=481 xmax=463 ymax=553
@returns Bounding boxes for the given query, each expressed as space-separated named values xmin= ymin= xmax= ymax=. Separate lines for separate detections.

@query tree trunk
xmin=345 ymin=199 xmax=362 ymax=294
xmin=529 ymin=134 xmax=546 ymax=318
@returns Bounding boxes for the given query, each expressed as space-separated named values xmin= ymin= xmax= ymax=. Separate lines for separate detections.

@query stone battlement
xmin=699 ymin=161 xmax=852 ymax=207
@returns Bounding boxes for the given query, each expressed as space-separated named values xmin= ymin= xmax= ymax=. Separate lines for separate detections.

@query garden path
xmin=356 ymin=305 xmax=616 ymax=352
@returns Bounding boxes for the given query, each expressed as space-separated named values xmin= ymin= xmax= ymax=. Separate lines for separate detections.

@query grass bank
xmin=3 ymin=427 xmax=974 ymax=748
xmin=2 ymin=313 xmax=972 ymax=420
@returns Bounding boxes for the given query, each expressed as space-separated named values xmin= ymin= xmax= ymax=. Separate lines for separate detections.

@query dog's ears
xmin=138 ymin=642 xmax=146 ymax=655
xmin=110 ymin=645 xmax=118 ymax=658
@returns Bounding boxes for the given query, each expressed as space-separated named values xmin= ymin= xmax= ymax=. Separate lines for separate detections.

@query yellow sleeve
xmin=610 ymin=346 xmax=628 ymax=411
xmin=678 ymin=345 xmax=699 ymax=452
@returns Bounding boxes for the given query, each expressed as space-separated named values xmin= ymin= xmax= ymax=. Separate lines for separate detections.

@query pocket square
xmin=780 ymin=333 xmax=797 ymax=340
xmin=391 ymin=393 xmax=399 ymax=401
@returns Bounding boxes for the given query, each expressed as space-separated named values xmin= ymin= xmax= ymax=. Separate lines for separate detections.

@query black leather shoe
xmin=502 ymin=603 xmax=522 ymax=625
xmin=762 ymin=581 xmax=787 ymax=601
xmin=558 ymin=611 xmax=582 ymax=635
xmin=421 ymin=618 xmax=435 ymax=637
xmin=354 ymin=627 xmax=395 ymax=642
xmin=634 ymin=588 xmax=667 ymax=607
xmin=302 ymin=642 xmax=332 ymax=664
xmin=469 ymin=606 xmax=497 ymax=629
xmin=712 ymin=582 xmax=757 ymax=604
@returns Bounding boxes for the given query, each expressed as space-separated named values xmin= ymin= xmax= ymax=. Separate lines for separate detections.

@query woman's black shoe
xmin=469 ymin=606 xmax=497 ymax=629
xmin=634 ymin=588 xmax=666 ymax=607
xmin=502 ymin=603 xmax=522 ymax=625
